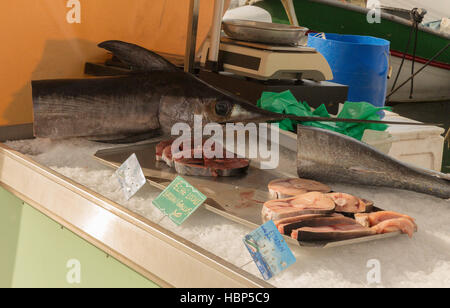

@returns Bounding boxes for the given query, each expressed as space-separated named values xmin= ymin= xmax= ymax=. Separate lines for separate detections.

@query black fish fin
xmin=90 ymin=130 xmax=162 ymax=144
xmin=98 ymin=40 xmax=178 ymax=72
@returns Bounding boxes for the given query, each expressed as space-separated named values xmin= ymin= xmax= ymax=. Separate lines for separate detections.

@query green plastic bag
xmin=257 ymin=90 xmax=391 ymax=140
xmin=337 ymin=102 xmax=391 ymax=140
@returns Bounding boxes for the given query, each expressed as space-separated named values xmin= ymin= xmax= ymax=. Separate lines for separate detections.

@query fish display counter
xmin=1 ymin=0 xmax=449 ymax=290
xmin=1 ymin=124 xmax=449 ymax=288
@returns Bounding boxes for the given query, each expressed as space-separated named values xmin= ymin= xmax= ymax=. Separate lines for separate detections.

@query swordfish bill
xmin=297 ymin=125 xmax=450 ymax=199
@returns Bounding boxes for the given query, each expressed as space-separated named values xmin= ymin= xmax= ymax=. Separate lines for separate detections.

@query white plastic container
xmin=363 ymin=111 xmax=446 ymax=171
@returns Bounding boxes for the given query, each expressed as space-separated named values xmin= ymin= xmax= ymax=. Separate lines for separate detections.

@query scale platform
xmin=201 ymin=37 xmax=334 ymax=81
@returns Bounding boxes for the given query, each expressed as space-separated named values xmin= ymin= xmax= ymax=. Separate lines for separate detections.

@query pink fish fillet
xmin=366 ymin=211 xmax=416 ymax=227
xmin=155 ymin=139 xmax=174 ymax=161
xmin=268 ymin=178 xmax=331 ymax=199
xmin=326 ymin=192 xmax=366 ymax=213
xmin=371 ymin=218 xmax=417 ymax=238
xmin=262 ymin=192 xmax=335 ymax=222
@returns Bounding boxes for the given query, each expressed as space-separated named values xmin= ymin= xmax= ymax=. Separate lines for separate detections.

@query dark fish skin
xmin=294 ymin=226 xmax=376 ymax=242
xmin=290 ymin=216 xmax=376 ymax=242
xmin=276 ymin=214 xmax=334 ymax=235
xmin=297 ymin=126 xmax=450 ymax=199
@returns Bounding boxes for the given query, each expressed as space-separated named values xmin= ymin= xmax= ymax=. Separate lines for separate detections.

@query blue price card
xmin=243 ymin=221 xmax=296 ymax=280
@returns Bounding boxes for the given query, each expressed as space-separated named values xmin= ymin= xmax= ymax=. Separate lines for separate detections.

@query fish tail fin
xmin=98 ymin=40 xmax=178 ymax=72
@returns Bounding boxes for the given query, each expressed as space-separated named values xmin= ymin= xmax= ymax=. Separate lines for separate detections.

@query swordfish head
xmin=156 ymin=72 xmax=279 ymax=135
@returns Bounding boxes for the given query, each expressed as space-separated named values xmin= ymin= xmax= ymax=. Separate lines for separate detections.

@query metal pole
xmin=207 ymin=0 xmax=225 ymax=71
xmin=184 ymin=0 xmax=200 ymax=73
xmin=281 ymin=0 xmax=299 ymax=26
xmin=386 ymin=42 xmax=449 ymax=100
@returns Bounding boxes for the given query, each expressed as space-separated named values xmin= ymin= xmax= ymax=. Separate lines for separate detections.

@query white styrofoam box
xmin=364 ymin=111 xmax=446 ymax=171
xmin=361 ymin=129 xmax=394 ymax=154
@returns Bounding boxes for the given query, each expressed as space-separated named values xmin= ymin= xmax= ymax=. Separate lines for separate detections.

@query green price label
xmin=152 ymin=176 xmax=207 ymax=225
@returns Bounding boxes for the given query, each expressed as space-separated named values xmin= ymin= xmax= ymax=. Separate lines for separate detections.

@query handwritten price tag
xmin=152 ymin=176 xmax=207 ymax=225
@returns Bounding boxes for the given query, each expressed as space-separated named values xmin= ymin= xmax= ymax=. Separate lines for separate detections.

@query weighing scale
xmin=192 ymin=0 xmax=348 ymax=113
xmin=200 ymin=37 xmax=333 ymax=81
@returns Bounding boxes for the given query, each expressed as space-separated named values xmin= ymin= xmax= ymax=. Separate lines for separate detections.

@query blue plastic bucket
xmin=308 ymin=33 xmax=390 ymax=108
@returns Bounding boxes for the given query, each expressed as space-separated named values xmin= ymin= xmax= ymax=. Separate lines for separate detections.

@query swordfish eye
xmin=214 ymin=100 xmax=233 ymax=117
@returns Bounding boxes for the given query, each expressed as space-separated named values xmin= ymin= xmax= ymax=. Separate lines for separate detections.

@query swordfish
xmin=32 ymin=40 xmax=435 ymax=143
